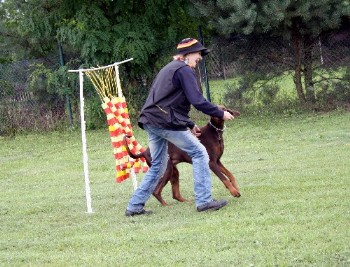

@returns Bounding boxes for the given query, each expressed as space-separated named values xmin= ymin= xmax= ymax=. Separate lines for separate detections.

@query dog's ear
xmin=225 ymin=108 xmax=240 ymax=117
xmin=218 ymin=105 xmax=240 ymax=117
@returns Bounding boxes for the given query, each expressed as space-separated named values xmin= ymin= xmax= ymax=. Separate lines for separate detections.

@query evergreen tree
xmin=191 ymin=0 xmax=350 ymax=106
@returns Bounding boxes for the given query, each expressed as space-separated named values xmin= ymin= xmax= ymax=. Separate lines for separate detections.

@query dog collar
xmin=209 ymin=121 xmax=226 ymax=132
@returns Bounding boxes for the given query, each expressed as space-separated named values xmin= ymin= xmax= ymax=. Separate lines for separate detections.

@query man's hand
xmin=191 ymin=125 xmax=201 ymax=137
xmin=222 ymin=111 xmax=235 ymax=121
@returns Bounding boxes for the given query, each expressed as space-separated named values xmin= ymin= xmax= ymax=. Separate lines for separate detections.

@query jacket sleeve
xmin=174 ymin=67 xmax=224 ymax=119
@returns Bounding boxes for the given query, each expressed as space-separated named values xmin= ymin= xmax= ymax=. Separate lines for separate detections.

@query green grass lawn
xmin=1 ymin=111 xmax=349 ymax=266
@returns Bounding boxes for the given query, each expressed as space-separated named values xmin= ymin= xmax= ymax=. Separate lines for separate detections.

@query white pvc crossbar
xmin=68 ymin=58 xmax=133 ymax=73
xmin=68 ymin=59 xmax=134 ymax=214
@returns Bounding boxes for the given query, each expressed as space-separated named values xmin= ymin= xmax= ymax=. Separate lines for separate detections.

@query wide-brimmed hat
xmin=176 ymin=38 xmax=209 ymax=56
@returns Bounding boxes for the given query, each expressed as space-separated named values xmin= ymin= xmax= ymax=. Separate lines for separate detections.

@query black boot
xmin=125 ymin=209 xmax=153 ymax=217
xmin=197 ymin=199 xmax=227 ymax=212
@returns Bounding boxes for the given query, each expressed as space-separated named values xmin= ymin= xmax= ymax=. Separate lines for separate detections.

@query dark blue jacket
xmin=138 ymin=60 xmax=224 ymax=130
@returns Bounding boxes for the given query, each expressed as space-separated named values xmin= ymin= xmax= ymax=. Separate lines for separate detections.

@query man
xmin=125 ymin=38 xmax=235 ymax=216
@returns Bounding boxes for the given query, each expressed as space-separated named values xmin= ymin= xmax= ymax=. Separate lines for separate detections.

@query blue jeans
xmin=126 ymin=124 xmax=212 ymax=211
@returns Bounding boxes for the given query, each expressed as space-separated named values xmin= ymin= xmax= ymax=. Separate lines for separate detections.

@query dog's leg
xmin=218 ymin=161 xmax=240 ymax=192
xmin=209 ymin=161 xmax=241 ymax=197
xmin=170 ymin=165 xmax=189 ymax=203
xmin=152 ymin=161 xmax=173 ymax=206
xmin=217 ymin=161 xmax=241 ymax=197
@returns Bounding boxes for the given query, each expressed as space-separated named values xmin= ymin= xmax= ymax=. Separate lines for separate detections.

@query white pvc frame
xmin=68 ymin=58 xmax=135 ymax=213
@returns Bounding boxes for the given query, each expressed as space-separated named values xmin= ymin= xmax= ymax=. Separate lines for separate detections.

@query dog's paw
xmin=173 ymin=195 xmax=189 ymax=203
xmin=230 ymin=189 xmax=241 ymax=198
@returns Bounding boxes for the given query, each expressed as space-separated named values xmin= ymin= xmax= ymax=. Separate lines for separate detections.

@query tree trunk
xmin=291 ymin=23 xmax=306 ymax=104
xmin=303 ymin=35 xmax=316 ymax=104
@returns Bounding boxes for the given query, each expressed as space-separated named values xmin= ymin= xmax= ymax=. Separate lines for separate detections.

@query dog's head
xmin=209 ymin=105 xmax=240 ymax=129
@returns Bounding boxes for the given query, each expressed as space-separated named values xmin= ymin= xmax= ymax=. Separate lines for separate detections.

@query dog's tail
xmin=123 ymin=135 xmax=146 ymax=160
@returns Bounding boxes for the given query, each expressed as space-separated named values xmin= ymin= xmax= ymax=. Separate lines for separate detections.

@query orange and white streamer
xmin=102 ymin=96 xmax=148 ymax=183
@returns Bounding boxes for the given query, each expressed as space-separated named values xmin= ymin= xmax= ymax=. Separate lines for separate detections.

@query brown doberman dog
xmin=124 ymin=106 xmax=241 ymax=206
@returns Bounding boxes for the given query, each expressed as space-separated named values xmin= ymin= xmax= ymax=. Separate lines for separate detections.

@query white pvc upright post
xmin=68 ymin=59 xmax=134 ymax=212
xmin=78 ymin=71 xmax=93 ymax=213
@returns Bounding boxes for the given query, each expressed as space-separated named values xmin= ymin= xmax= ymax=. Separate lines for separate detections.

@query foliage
xmin=1 ymin=0 xmax=200 ymax=79
xmin=0 ymin=79 xmax=14 ymax=136
xmin=84 ymin=94 xmax=107 ymax=130
xmin=222 ymin=79 xmax=299 ymax=115
xmin=190 ymin=0 xmax=350 ymax=107
xmin=0 ymin=79 xmax=13 ymax=99
xmin=0 ymin=0 xmax=62 ymax=60
xmin=1 ymin=0 xmax=349 ymax=134
xmin=191 ymin=0 xmax=350 ymax=38
xmin=209 ymin=71 xmax=346 ymax=115
xmin=58 ymin=0 xmax=200 ymax=81
xmin=0 ymin=0 xmax=204 ymax=132
xmin=29 ymin=63 xmax=66 ymax=109
xmin=1 ymin=112 xmax=349 ymax=266
xmin=313 ymin=67 xmax=350 ymax=110
xmin=123 ymin=83 xmax=149 ymax=125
